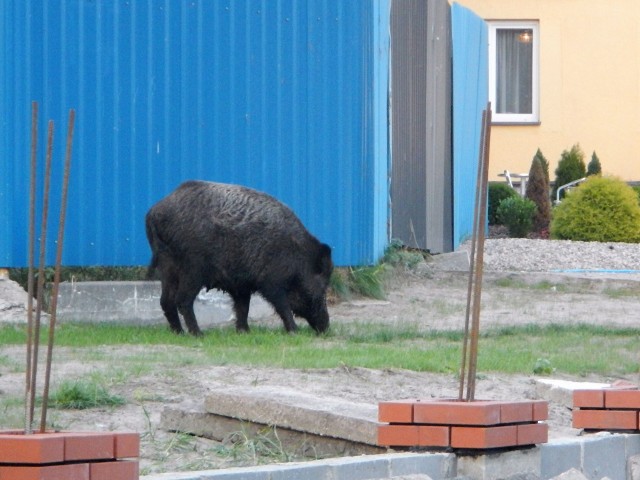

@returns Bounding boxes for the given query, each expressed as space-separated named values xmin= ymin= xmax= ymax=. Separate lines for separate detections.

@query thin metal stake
xmin=466 ymin=104 xmax=492 ymax=401
xmin=25 ymin=102 xmax=38 ymax=434
xmin=458 ymin=108 xmax=487 ymax=401
xmin=28 ymin=120 xmax=54 ymax=431
xmin=40 ymin=109 xmax=74 ymax=432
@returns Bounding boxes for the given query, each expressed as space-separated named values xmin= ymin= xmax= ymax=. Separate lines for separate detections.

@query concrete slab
xmin=203 ymin=386 xmax=380 ymax=445
xmin=55 ymin=281 xmax=274 ymax=326
xmin=160 ymin=401 xmax=383 ymax=458
xmin=535 ymin=378 xmax=611 ymax=409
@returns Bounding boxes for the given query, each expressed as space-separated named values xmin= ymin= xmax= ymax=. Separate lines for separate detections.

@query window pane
xmin=496 ymin=29 xmax=533 ymax=115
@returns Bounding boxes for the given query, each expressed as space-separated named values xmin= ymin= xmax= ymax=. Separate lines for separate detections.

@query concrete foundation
xmin=55 ymin=281 xmax=274 ymax=327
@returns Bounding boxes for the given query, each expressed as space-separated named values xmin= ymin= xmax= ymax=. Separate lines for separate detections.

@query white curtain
xmin=496 ymin=29 xmax=533 ymax=114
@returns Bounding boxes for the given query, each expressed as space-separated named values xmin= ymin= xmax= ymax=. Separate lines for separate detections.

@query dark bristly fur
xmin=145 ymin=180 xmax=333 ymax=336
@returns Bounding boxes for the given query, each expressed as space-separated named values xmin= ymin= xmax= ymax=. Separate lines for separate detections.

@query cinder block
xmin=418 ymin=425 xmax=450 ymax=447
xmin=582 ymin=434 xmax=627 ymax=480
xmin=377 ymin=425 xmax=420 ymax=446
xmin=61 ymin=432 xmax=115 ymax=461
xmin=413 ymin=400 xmax=501 ymax=426
xmin=0 ymin=432 xmax=65 ymax=464
xmin=573 ymin=389 xmax=605 ymax=408
xmin=605 ymin=390 xmax=640 ymax=409
xmin=114 ymin=432 xmax=140 ymax=459
xmin=90 ymin=460 xmax=138 ymax=480
xmin=572 ymin=409 xmax=638 ymax=430
xmin=378 ymin=400 xmax=415 ymax=423
xmin=540 ymin=439 xmax=581 ymax=479
xmin=517 ymin=422 xmax=548 ymax=446
xmin=387 ymin=452 xmax=456 ymax=479
xmin=0 ymin=463 xmax=89 ymax=480
xmin=450 ymin=425 xmax=518 ymax=449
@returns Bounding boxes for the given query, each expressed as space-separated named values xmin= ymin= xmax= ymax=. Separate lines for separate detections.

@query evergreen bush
xmin=496 ymin=196 xmax=537 ymax=238
xmin=533 ymin=148 xmax=550 ymax=184
xmin=587 ymin=151 xmax=602 ymax=176
xmin=488 ymin=182 xmax=518 ymax=225
xmin=550 ymin=176 xmax=640 ymax=243
xmin=552 ymin=144 xmax=586 ymax=201
xmin=525 ymin=156 xmax=552 ymax=233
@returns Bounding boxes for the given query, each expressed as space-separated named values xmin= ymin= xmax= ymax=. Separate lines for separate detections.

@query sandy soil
xmin=1 ymin=269 xmax=640 ymax=475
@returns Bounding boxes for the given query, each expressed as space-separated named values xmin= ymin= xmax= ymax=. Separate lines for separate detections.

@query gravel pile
xmin=471 ymin=238 xmax=640 ymax=273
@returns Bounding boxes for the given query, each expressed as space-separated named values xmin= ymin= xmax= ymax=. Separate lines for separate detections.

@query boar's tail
xmin=145 ymin=215 xmax=168 ymax=280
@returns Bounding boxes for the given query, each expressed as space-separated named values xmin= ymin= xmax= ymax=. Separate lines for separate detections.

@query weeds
xmin=49 ymin=379 xmax=126 ymax=409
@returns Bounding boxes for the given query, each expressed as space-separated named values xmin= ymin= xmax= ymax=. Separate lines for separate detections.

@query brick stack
xmin=573 ymin=385 xmax=640 ymax=431
xmin=0 ymin=430 xmax=139 ymax=480
xmin=378 ymin=399 xmax=548 ymax=449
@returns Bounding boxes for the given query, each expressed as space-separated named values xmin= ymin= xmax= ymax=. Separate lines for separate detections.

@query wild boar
xmin=145 ymin=180 xmax=333 ymax=336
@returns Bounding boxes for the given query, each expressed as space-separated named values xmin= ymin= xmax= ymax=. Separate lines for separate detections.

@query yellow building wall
xmin=452 ymin=0 xmax=640 ymax=182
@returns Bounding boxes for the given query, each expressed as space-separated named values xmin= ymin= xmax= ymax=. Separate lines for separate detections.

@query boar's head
xmin=289 ymin=243 xmax=333 ymax=333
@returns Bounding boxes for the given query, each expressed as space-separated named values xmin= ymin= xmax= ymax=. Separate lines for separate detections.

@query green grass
xmin=2 ymin=322 xmax=639 ymax=377
xmin=48 ymin=379 xmax=126 ymax=409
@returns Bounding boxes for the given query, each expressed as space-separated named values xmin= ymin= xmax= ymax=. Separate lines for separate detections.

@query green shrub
xmin=488 ymin=182 xmax=518 ymax=225
xmin=525 ymin=156 xmax=551 ymax=233
xmin=496 ymin=196 xmax=537 ymax=238
xmin=587 ymin=151 xmax=602 ymax=176
xmin=550 ymin=176 xmax=640 ymax=242
xmin=533 ymin=148 xmax=550 ymax=184
xmin=553 ymin=144 xmax=586 ymax=201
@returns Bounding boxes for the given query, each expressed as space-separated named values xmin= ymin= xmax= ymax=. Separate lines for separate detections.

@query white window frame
xmin=488 ymin=20 xmax=540 ymax=124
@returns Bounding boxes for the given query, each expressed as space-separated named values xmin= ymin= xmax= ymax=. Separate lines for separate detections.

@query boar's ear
xmin=315 ymin=243 xmax=333 ymax=277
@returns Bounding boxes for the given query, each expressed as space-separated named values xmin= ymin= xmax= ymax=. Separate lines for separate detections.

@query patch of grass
xmin=347 ymin=265 xmax=388 ymax=300
xmin=1 ymin=323 xmax=639 ymax=376
xmin=603 ymin=287 xmax=640 ymax=299
xmin=49 ymin=379 xmax=126 ymax=410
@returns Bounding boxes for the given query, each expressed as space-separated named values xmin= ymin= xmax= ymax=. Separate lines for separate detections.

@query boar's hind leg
xmin=231 ymin=291 xmax=251 ymax=332
xmin=175 ymin=279 xmax=203 ymax=337
xmin=262 ymin=288 xmax=298 ymax=333
xmin=160 ymin=277 xmax=183 ymax=334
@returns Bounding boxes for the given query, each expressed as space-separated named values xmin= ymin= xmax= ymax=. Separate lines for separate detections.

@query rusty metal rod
xmin=458 ymin=108 xmax=488 ymax=401
xmin=25 ymin=102 xmax=38 ymax=434
xmin=40 ymin=109 xmax=75 ymax=432
xmin=28 ymin=120 xmax=54 ymax=432
xmin=466 ymin=103 xmax=492 ymax=401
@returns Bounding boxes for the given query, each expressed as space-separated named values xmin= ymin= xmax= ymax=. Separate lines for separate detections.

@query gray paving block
xmin=268 ymin=462 xmax=331 ymax=480
xmin=387 ymin=453 xmax=455 ymax=480
xmin=326 ymin=455 xmax=390 ymax=480
xmin=540 ymin=439 xmax=582 ymax=479
xmin=581 ymin=434 xmax=626 ymax=480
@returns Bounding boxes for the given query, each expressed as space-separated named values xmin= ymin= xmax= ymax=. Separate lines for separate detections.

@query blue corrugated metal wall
xmin=451 ymin=3 xmax=488 ymax=248
xmin=0 ymin=1 xmax=390 ymax=268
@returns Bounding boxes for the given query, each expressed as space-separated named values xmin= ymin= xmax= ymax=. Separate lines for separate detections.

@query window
xmin=488 ymin=21 xmax=539 ymax=124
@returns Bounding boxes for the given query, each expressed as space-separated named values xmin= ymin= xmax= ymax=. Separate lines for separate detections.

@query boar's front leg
xmin=262 ymin=288 xmax=298 ymax=333
xmin=231 ymin=291 xmax=251 ymax=332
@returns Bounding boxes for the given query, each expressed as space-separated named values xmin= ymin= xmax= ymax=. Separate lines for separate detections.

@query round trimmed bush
xmin=488 ymin=182 xmax=518 ymax=225
xmin=496 ymin=196 xmax=537 ymax=238
xmin=550 ymin=176 xmax=640 ymax=242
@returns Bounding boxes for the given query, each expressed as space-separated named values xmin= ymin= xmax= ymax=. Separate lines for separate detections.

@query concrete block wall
xmin=141 ymin=434 xmax=640 ymax=480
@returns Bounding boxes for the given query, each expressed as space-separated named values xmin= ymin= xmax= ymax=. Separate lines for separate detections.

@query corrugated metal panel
xmin=0 ymin=0 xmax=390 ymax=267
xmin=390 ymin=0 xmax=452 ymax=253
xmin=451 ymin=2 xmax=488 ymax=248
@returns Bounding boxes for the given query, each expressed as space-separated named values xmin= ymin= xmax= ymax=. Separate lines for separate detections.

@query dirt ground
xmin=1 ymin=268 xmax=640 ymax=475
